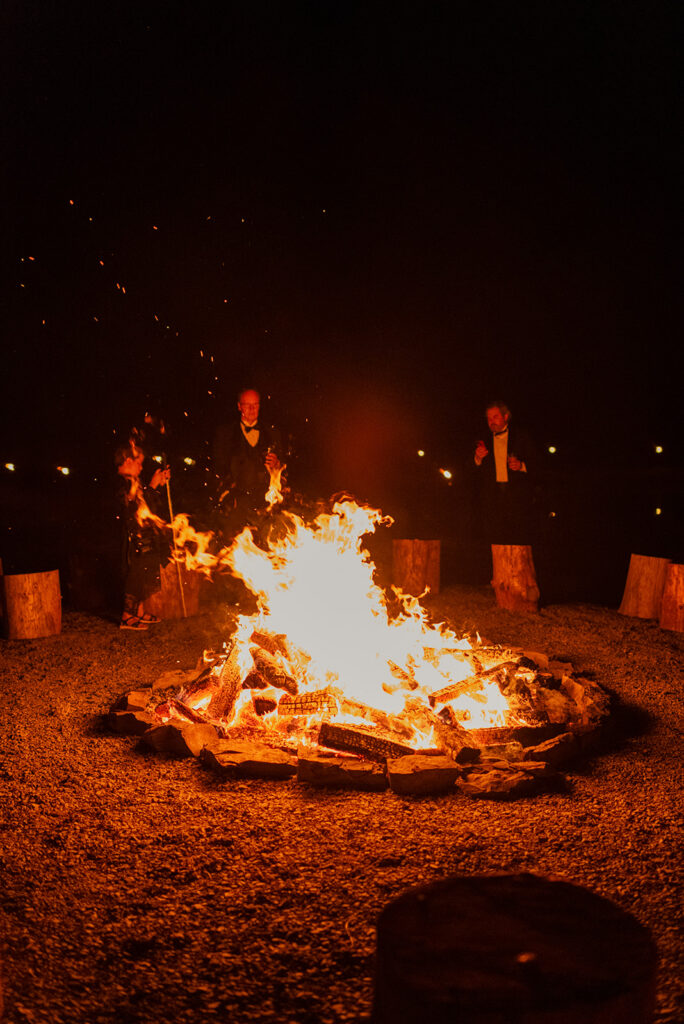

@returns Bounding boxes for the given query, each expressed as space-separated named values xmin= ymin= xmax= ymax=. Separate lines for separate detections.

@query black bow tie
xmin=242 ymin=423 xmax=259 ymax=433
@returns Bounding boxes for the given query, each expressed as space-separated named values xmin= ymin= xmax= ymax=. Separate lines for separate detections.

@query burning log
xmin=249 ymin=646 xmax=298 ymax=696
xmin=252 ymin=694 xmax=278 ymax=716
xmin=372 ymin=874 xmax=657 ymax=1024
xmin=278 ymin=690 xmax=337 ymax=717
xmin=404 ymin=699 xmax=479 ymax=763
xmin=337 ymin=695 xmax=416 ymax=742
xmin=206 ymin=645 xmax=243 ymax=721
xmin=250 ymin=629 xmax=290 ymax=657
xmin=428 ymin=660 xmax=519 ymax=707
xmin=317 ymin=722 xmax=415 ymax=762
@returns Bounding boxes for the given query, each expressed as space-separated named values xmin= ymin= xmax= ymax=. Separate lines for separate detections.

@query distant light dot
xmin=440 ymin=468 xmax=452 ymax=479
xmin=417 ymin=449 xmax=425 ymax=457
xmin=5 ymin=463 xmax=15 ymax=472
xmin=549 ymin=511 xmax=557 ymax=518
xmin=57 ymin=466 xmax=70 ymax=476
xmin=183 ymin=457 xmax=196 ymax=466
xmin=548 ymin=445 xmax=557 ymax=454
xmin=153 ymin=455 xmax=163 ymax=464
xmin=654 ymin=445 xmax=663 ymax=454
xmin=655 ymin=507 xmax=662 ymax=516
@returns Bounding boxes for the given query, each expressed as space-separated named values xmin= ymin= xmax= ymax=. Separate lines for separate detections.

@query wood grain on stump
xmin=619 ymin=553 xmax=671 ymax=619
xmin=0 ymin=569 xmax=62 ymax=639
xmin=659 ymin=563 xmax=684 ymax=633
xmin=372 ymin=873 xmax=657 ymax=1024
xmin=143 ymin=560 xmax=202 ymax=619
xmin=392 ymin=539 xmax=440 ymax=595
xmin=491 ymin=544 xmax=540 ymax=613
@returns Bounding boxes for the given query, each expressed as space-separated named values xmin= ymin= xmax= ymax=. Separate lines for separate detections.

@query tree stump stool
xmin=619 ymin=554 xmax=671 ymax=619
xmin=372 ymin=874 xmax=657 ymax=1024
xmin=0 ymin=569 xmax=62 ymax=639
xmin=659 ymin=563 xmax=684 ymax=633
xmin=491 ymin=544 xmax=539 ymax=613
xmin=143 ymin=560 xmax=202 ymax=620
xmin=392 ymin=539 xmax=440 ymax=595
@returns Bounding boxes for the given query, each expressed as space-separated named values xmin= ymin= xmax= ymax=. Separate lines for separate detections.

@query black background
xmin=2 ymin=2 xmax=681 ymax=602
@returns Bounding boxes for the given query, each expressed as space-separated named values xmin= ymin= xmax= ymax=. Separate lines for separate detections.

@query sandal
xmin=120 ymin=615 xmax=149 ymax=630
xmin=139 ymin=613 xmax=161 ymax=624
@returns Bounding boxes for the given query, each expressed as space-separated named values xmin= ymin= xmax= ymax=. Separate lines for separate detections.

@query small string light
xmin=548 ymin=445 xmax=557 ymax=454
xmin=4 ymin=463 xmax=15 ymax=472
xmin=654 ymin=445 xmax=663 ymax=454
xmin=57 ymin=466 xmax=70 ymax=476
xmin=417 ymin=449 xmax=425 ymax=457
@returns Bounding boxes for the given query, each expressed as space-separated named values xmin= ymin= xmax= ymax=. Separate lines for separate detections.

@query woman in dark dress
xmin=114 ymin=444 xmax=170 ymax=629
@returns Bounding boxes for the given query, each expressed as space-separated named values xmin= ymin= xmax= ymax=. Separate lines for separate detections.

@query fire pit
xmin=108 ymin=496 xmax=611 ymax=798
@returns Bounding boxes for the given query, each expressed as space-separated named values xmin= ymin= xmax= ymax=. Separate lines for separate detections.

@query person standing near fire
xmin=473 ymin=399 xmax=538 ymax=547
xmin=114 ymin=443 xmax=170 ymax=629
xmin=212 ymin=388 xmax=283 ymax=537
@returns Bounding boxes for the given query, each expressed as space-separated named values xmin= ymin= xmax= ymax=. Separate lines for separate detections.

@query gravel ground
xmin=0 ymin=584 xmax=682 ymax=1024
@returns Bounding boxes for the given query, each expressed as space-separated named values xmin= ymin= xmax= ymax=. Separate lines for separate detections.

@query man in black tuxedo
xmin=473 ymin=400 xmax=536 ymax=545
xmin=212 ymin=388 xmax=283 ymax=536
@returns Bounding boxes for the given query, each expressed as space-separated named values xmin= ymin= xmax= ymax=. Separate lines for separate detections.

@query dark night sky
xmin=2 ymin=2 xmax=682 ymax=496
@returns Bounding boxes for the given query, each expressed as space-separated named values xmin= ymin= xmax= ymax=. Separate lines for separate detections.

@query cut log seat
xmin=491 ymin=544 xmax=540 ymax=613
xmin=392 ymin=539 xmax=440 ymax=595
xmin=659 ymin=563 xmax=684 ymax=633
xmin=0 ymin=569 xmax=62 ymax=639
xmin=619 ymin=553 xmax=671 ymax=619
xmin=372 ymin=873 xmax=657 ymax=1024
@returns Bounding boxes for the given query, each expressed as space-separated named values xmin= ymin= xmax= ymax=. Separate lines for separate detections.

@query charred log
xmin=317 ymin=722 xmax=415 ymax=762
xmin=249 ymin=646 xmax=298 ymax=696
xmin=278 ymin=690 xmax=338 ymax=717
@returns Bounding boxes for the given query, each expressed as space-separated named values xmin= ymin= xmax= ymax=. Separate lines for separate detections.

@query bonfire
xmin=109 ymin=468 xmax=611 ymax=797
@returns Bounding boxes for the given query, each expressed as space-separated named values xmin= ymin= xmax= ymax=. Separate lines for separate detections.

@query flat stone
xmin=152 ymin=668 xmax=199 ymax=691
xmin=111 ymin=688 xmax=152 ymax=712
xmin=522 ymin=650 xmax=550 ymax=670
xmin=107 ymin=709 xmax=157 ymax=736
xmin=176 ymin=722 xmax=220 ymax=757
xmin=523 ymin=731 xmax=578 ymax=767
xmin=141 ymin=719 xmax=190 ymax=754
xmin=200 ymin=741 xmax=297 ymax=779
xmin=456 ymin=764 xmax=554 ymax=799
xmin=386 ymin=754 xmax=459 ymax=796
xmin=297 ymin=750 xmax=387 ymax=791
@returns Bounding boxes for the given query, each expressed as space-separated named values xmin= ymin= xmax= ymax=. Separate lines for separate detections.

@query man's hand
xmin=475 ymin=440 xmax=489 ymax=465
xmin=149 ymin=466 xmax=171 ymax=489
xmin=265 ymin=452 xmax=281 ymax=471
xmin=507 ymin=454 xmax=523 ymax=472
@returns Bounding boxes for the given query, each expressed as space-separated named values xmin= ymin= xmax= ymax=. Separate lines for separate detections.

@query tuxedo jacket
xmin=213 ymin=420 xmax=282 ymax=499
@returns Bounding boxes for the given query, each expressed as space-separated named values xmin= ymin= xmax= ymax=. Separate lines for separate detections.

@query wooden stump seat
xmin=491 ymin=544 xmax=539 ymax=613
xmin=392 ymin=539 xmax=440 ymax=595
xmin=0 ymin=569 xmax=62 ymax=639
xmin=619 ymin=554 xmax=671 ymax=619
xmin=372 ymin=873 xmax=657 ymax=1024
xmin=659 ymin=563 xmax=684 ymax=632
xmin=143 ymin=561 xmax=202 ymax=620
